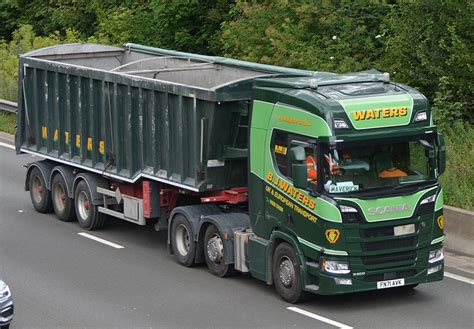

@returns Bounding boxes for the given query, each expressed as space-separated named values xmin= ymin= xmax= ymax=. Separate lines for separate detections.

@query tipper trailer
xmin=16 ymin=43 xmax=446 ymax=302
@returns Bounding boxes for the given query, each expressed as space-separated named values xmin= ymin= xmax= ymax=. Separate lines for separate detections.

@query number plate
xmin=377 ymin=278 xmax=405 ymax=289
xmin=394 ymin=224 xmax=415 ymax=236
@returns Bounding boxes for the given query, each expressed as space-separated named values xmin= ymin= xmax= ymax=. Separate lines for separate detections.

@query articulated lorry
xmin=16 ymin=43 xmax=446 ymax=302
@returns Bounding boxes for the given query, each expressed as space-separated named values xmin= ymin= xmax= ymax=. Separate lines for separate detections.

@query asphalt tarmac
xmin=0 ymin=138 xmax=473 ymax=329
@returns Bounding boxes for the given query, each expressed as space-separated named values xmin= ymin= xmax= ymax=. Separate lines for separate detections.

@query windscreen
xmin=322 ymin=135 xmax=437 ymax=195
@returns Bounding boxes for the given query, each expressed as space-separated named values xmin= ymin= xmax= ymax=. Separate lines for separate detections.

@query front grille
xmin=416 ymin=203 xmax=434 ymax=216
xmin=364 ymin=270 xmax=417 ymax=282
xmin=362 ymin=226 xmax=395 ymax=238
xmin=362 ymin=236 xmax=417 ymax=252
xmin=362 ymin=224 xmax=418 ymax=238
xmin=362 ymin=250 xmax=417 ymax=266
xmin=0 ymin=306 xmax=13 ymax=318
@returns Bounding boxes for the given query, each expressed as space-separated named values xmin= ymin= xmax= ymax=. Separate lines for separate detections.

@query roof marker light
xmin=309 ymin=79 xmax=318 ymax=89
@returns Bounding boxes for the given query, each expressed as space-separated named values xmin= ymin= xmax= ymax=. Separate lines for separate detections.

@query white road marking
xmin=0 ymin=141 xmax=15 ymax=150
xmin=444 ymin=272 xmax=474 ymax=285
xmin=287 ymin=307 xmax=353 ymax=329
xmin=78 ymin=232 xmax=124 ymax=249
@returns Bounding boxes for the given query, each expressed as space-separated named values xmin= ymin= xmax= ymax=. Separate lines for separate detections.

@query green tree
xmin=219 ymin=0 xmax=390 ymax=72
xmin=0 ymin=25 xmax=81 ymax=101
xmin=382 ymin=0 xmax=473 ymax=123
xmin=0 ymin=0 xmax=21 ymax=40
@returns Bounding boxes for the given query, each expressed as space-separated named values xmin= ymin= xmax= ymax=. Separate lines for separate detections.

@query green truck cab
xmin=247 ymin=74 xmax=446 ymax=302
xmin=16 ymin=43 xmax=445 ymax=303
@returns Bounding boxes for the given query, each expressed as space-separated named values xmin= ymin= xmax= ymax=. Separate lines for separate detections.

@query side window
xmin=272 ymin=130 xmax=289 ymax=177
xmin=271 ymin=130 xmax=319 ymax=191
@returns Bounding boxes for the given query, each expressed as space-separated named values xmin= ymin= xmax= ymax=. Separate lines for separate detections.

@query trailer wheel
xmin=74 ymin=180 xmax=105 ymax=230
xmin=28 ymin=167 xmax=53 ymax=213
xmin=204 ymin=225 xmax=233 ymax=277
xmin=170 ymin=214 xmax=196 ymax=267
xmin=51 ymin=174 xmax=76 ymax=222
xmin=273 ymin=242 xmax=306 ymax=303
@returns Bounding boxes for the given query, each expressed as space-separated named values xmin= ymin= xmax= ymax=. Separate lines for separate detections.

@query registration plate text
xmin=377 ymin=278 xmax=405 ymax=289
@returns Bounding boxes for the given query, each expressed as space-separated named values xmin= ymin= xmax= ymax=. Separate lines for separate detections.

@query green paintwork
xmin=297 ymin=237 xmax=348 ymax=256
xmin=338 ymin=94 xmax=414 ymax=130
xmin=315 ymin=198 xmax=342 ymax=223
xmin=435 ymin=188 xmax=444 ymax=211
xmin=431 ymin=236 xmax=445 ymax=245
xmin=336 ymin=186 xmax=437 ymax=222
xmin=251 ymin=101 xmax=274 ymax=129
xmin=249 ymin=128 xmax=267 ymax=178
xmin=269 ymin=103 xmax=332 ymax=137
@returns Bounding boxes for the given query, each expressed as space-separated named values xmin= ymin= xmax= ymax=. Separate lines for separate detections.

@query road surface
xmin=0 ymin=136 xmax=473 ymax=329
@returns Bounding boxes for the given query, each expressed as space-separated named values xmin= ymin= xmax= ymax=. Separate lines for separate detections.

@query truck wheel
xmin=74 ymin=180 xmax=106 ymax=230
xmin=51 ymin=174 xmax=76 ymax=222
xmin=29 ymin=167 xmax=53 ymax=213
xmin=273 ymin=242 xmax=306 ymax=303
xmin=170 ymin=214 xmax=196 ymax=267
xmin=204 ymin=225 xmax=233 ymax=277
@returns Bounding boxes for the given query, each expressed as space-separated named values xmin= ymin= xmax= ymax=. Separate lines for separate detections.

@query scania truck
xmin=16 ymin=43 xmax=446 ymax=302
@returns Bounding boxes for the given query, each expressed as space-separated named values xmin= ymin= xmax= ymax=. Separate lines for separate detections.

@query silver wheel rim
xmin=207 ymin=233 xmax=224 ymax=264
xmin=175 ymin=224 xmax=191 ymax=256
xmin=279 ymin=256 xmax=295 ymax=288
xmin=77 ymin=191 xmax=90 ymax=220
xmin=32 ymin=176 xmax=43 ymax=204
xmin=53 ymin=182 xmax=66 ymax=213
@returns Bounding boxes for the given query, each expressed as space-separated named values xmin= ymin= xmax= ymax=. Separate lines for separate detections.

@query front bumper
xmin=303 ymin=244 xmax=444 ymax=295
xmin=0 ymin=298 xmax=14 ymax=326
xmin=312 ymin=262 xmax=443 ymax=295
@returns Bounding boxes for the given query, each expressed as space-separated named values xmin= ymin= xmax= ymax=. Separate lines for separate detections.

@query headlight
xmin=334 ymin=119 xmax=349 ymax=129
xmin=429 ymin=248 xmax=444 ymax=264
xmin=340 ymin=205 xmax=360 ymax=223
xmin=0 ymin=281 xmax=11 ymax=302
xmin=427 ymin=264 xmax=443 ymax=275
xmin=340 ymin=205 xmax=357 ymax=213
xmin=420 ymin=194 xmax=436 ymax=205
xmin=414 ymin=111 xmax=428 ymax=122
xmin=322 ymin=259 xmax=351 ymax=274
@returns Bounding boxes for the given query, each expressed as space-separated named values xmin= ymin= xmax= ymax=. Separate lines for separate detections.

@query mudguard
xmin=50 ymin=165 xmax=76 ymax=198
xmin=199 ymin=212 xmax=250 ymax=264
xmin=25 ymin=160 xmax=56 ymax=191
xmin=72 ymin=173 xmax=110 ymax=205
xmin=267 ymin=230 xmax=307 ymax=286
xmin=168 ymin=204 xmax=221 ymax=255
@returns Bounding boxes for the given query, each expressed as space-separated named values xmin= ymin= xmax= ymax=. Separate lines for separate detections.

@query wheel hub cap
xmin=207 ymin=235 xmax=224 ymax=263
xmin=279 ymin=257 xmax=294 ymax=287
xmin=53 ymin=183 xmax=66 ymax=212
xmin=77 ymin=191 xmax=90 ymax=220
xmin=175 ymin=224 xmax=191 ymax=256
xmin=32 ymin=177 xmax=44 ymax=203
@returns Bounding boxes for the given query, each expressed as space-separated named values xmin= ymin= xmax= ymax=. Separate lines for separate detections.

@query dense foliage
xmin=0 ymin=0 xmax=472 ymax=208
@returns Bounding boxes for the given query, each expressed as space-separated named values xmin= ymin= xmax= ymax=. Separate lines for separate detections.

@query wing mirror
xmin=436 ymin=133 xmax=446 ymax=175
xmin=290 ymin=146 xmax=308 ymax=189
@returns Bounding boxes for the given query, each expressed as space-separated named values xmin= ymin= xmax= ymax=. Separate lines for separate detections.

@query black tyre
xmin=1 ymin=324 xmax=10 ymax=329
xmin=51 ymin=173 xmax=76 ymax=222
xmin=273 ymin=242 xmax=306 ymax=303
xmin=28 ymin=167 xmax=53 ymax=213
xmin=74 ymin=180 xmax=106 ymax=230
xmin=204 ymin=225 xmax=233 ymax=277
xmin=170 ymin=214 xmax=196 ymax=267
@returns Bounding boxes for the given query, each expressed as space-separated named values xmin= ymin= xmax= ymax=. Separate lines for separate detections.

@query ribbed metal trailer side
xmin=16 ymin=44 xmax=275 ymax=192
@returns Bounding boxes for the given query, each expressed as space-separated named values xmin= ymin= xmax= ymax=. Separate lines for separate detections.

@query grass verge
xmin=0 ymin=111 xmax=16 ymax=135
